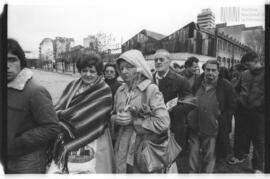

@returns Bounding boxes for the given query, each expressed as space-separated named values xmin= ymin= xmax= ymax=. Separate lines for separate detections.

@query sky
xmin=3 ymin=0 xmax=267 ymax=58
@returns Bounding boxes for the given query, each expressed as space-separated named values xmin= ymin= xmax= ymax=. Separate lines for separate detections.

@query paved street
xmin=31 ymin=69 xmax=254 ymax=173
xmin=32 ymin=69 xmax=78 ymax=104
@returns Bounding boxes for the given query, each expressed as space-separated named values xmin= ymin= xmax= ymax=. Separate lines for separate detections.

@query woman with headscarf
xmin=112 ymin=49 xmax=176 ymax=173
xmin=49 ymin=52 xmax=114 ymax=173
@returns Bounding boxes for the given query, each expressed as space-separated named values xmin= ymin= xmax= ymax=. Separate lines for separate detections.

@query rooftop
xmin=140 ymin=29 xmax=166 ymax=40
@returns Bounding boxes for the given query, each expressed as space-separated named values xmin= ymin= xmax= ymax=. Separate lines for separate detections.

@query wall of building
xmin=39 ymin=38 xmax=54 ymax=62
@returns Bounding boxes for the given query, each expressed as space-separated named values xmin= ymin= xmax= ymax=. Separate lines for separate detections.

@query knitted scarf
xmin=53 ymin=76 xmax=112 ymax=172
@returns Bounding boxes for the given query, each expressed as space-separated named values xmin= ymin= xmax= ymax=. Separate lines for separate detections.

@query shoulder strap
xmin=141 ymin=83 xmax=155 ymax=107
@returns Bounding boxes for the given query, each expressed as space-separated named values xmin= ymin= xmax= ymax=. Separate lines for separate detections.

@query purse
xmin=136 ymin=131 xmax=182 ymax=173
xmin=135 ymin=83 xmax=182 ymax=173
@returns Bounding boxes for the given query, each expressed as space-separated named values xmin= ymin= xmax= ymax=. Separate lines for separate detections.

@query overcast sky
xmin=4 ymin=0 xmax=266 ymax=58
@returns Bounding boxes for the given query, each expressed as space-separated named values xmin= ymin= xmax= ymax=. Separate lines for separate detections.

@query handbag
xmin=135 ymin=83 xmax=182 ymax=173
xmin=136 ymin=131 xmax=182 ymax=173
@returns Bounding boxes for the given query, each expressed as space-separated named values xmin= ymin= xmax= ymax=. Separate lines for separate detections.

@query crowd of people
xmin=6 ymin=38 xmax=265 ymax=174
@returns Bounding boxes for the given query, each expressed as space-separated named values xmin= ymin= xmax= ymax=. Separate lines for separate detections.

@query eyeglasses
xmin=105 ymin=70 xmax=115 ymax=74
xmin=154 ymin=58 xmax=166 ymax=62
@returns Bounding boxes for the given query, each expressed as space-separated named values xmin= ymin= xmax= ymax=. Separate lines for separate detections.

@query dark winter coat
xmin=238 ymin=67 xmax=264 ymax=112
xmin=7 ymin=68 xmax=60 ymax=173
xmin=153 ymin=70 xmax=195 ymax=148
xmin=105 ymin=78 xmax=122 ymax=98
xmin=190 ymin=74 xmax=237 ymax=157
xmin=191 ymin=74 xmax=237 ymax=133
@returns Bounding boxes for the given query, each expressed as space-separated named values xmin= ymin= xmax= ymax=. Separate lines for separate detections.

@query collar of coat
xmin=8 ymin=68 xmax=33 ymax=91
xmin=193 ymin=73 xmax=224 ymax=92
xmin=154 ymin=69 xmax=175 ymax=81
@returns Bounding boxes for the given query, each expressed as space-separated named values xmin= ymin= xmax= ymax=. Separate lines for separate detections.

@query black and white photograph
xmin=0 ymin=0 xmax=268 ymax=176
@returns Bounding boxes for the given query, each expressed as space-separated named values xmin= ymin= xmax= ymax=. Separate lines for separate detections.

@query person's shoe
xmin=254 ymin=170 xmax=263 ymax=174
xmin=227 ymin=157 xmax=245 ymax=165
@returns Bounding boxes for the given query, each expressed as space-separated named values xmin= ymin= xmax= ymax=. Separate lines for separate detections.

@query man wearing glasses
xmin=153 ymin=49 xmax=195 ymax=173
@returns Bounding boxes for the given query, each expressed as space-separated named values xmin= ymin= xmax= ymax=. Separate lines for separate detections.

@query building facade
xmin=122 ymin=22 xmax=249 ymax=69
xmin=197 ymin=9 xmax=215 ymax=29
xmin=54 ymin=37 xmax=75 ymax=60
xmin=39 ymin=37 xmax=75 ymax=63
xmin=83 ymin=35 xmax=98 ymax=50
xmin=39 ymin=38 xmax=54 ymax=62
xmin=121 ymin=29 xmax=166 ymax=55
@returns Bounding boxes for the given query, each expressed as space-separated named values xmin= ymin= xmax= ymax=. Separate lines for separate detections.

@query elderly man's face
xmin=154 ymin=53 xmax=171 ymax=73
xmin=204 ymin=63 xmax=219 ymax=83
xmin=7 ymin=53 xmax=22 ymax=82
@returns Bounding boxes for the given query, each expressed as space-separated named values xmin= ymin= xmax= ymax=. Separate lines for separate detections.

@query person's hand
xmin=133 ymin=118 xmax=146 ymax=134
xmin=114 ymin=109 xmax=133 ymax=126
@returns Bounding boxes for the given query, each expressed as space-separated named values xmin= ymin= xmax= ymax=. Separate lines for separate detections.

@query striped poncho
xmin=53 ymin=76 xmax=112 ymax=172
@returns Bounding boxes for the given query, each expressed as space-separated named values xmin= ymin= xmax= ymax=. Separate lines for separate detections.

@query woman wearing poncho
xmin=112 ymin=49 xmax=177 ymax=173
xmin=49 ymin=53 xmax=114 ymax=173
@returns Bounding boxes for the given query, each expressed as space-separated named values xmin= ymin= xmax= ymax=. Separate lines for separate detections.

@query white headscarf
xmin=116 ymin=49 xmax=153 ymax=80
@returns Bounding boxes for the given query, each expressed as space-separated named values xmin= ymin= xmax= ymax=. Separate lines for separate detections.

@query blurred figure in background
xmin=228 ymin=64 xmax=250 ymax=165
xmin=219 ymin=66 xmax=231 ymax=81
xmin=181 ymin=56 xmax=200 ymax=88
xmin=104 ymin=62 xmax=122 ymax=97
xmin=172 ymin=62 xmax=185 ymax=75
xmin=231 ymin=52 xmax=265 ymax=173
xmin=103 ymin=62 xmax=122 ymax=146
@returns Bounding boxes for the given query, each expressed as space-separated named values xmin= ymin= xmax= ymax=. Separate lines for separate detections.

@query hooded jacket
xmin=116 ymin=49 xmax=153 ymax=80
xmin=114 ymin=50 xmax=170 ymax=173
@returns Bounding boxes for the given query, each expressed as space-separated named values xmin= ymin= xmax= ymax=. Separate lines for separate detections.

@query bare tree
xmin=95 ymin=32 xmax=116 ymax=52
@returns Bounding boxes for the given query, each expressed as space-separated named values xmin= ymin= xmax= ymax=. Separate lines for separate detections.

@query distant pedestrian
xmin=188 ymin=60 xmax=237 ymax=173
xmin=219 ymin=66 xmax=230 ymax=81
xmin=7 ymin=39 xmax=60 ymax=173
